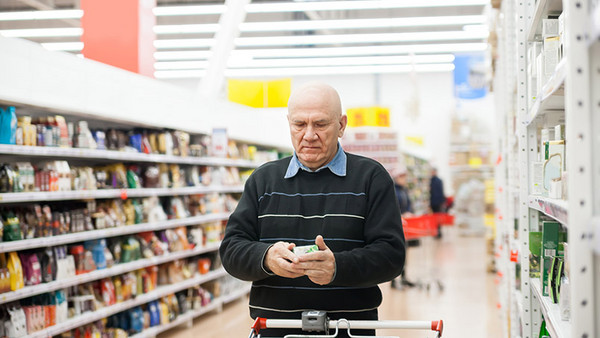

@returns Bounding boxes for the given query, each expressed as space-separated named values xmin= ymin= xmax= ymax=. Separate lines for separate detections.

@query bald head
xmin=288 ymin=82 xmax=342 ymax=119
xmin=286 ymin=82 xmax=347 ymax=170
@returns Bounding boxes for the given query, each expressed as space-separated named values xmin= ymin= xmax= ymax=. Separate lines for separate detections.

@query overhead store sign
xmin=453 ymin=53 xmax=487 ymax=99
xmin=227 ymin=78 xmax=291 ymax=108
xmin=346 ymin=107 xmax=390 ymax=127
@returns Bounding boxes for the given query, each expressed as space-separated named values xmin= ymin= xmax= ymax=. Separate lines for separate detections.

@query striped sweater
xmin=220 ymin=153 xmax=406 ymax=319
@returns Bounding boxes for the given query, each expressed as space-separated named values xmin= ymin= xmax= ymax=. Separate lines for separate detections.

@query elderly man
xmin=220 ymin=82 xmax=406 ymax=337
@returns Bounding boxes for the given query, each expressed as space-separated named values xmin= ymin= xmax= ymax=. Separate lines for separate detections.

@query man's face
xmin=288 ymin=101 xmax=347 ymax=171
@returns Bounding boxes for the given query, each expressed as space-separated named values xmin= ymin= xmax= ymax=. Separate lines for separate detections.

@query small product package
xmin=293 ymin=244 xmax=319 ymax=256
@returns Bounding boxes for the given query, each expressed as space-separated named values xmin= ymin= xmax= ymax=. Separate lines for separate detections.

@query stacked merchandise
xmin=0 ymin=192 xmax=238 ymax=337
xmin=0 ymin=107 xmax=277 ymax=337
xmin=341 ymin=127 xmax=400 ymax=173
xmin=402 ymin=153 xmax=431 ymax=215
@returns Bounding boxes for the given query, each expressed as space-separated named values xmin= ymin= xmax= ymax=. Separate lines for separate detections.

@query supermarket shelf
xmin=528 ymin=195 xmax=568 ymax=226
xmin=0 ymin=243 xmax=221 ymax=305
xmin=527 ymin=0 xmax=562 ymax=41
xmin=131 ymin=301 xmax=221 ymax=338
xmin=341 ymin=139 xmax=397 ymax=146
xmin=130 ymin=285 xmax=251 ymax=338
xmin=526 ymin=58 xmax=567 ymax=126
xmin=221 ymin=284 xmax=251 ymax=304
xmin=0 ymin=212 xmax=231 ymax=253
xmin=531 ymin=279 xmax=571 ymax=338
xmin=0 ymin=144 xmax=260 ymax=168
xmin=0 ymin=185 xmax=244 ymax=204
xmin=350 ymin=151 xmax=399 ymax=158
xmin=28 ymin=268 xmax=228 ymax=338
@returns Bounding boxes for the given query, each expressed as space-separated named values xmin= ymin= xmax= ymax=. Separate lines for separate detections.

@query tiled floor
xmin=162 ymin=227 xmax=503 ymax=338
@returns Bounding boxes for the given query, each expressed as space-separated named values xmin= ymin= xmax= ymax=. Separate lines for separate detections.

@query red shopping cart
xmin=249 ymin=311 xmax=444 ymax=338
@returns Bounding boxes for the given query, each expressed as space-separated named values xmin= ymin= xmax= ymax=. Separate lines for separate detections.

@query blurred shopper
xmin=429 ymin=168 xmax=446 ymax=239
xmin=391 ymin=168 xmax=417 ymax=289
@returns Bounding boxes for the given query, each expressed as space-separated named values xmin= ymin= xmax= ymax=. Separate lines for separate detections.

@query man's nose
xmin=303 ymin=126 xmax=318 ymax=140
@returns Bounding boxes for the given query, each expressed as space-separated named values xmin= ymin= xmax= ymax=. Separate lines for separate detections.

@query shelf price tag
xmin=120 ymin=189 xmax=128 ymax=200
xmin=510 ymin=249 xmax=519 ymax=262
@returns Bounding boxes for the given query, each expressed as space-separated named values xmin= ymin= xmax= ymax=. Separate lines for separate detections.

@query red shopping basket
xmin=402 ymin=215 xmax=438 ymax=241
xmin=434 ymin=213 xmax=455 ymax=226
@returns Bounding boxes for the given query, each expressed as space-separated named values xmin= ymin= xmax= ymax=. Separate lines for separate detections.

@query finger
xmin=315 ymin=235 xmax=328 ymax=250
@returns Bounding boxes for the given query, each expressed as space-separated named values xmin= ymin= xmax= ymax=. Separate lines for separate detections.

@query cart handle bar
xmin=252 ymin=318 xmax=443 ymax=337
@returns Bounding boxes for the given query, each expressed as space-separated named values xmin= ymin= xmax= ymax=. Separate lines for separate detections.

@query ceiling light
xmin=154 ymin=64 xmax=455 ymax=79
xmin=0 ymin=9 xmax=82 ymax=21
xmin=226 ymin=54 xmax=455 ymax=68
xmin=154 ymin=51 xmax=213 ymax=61
xmin=154 ymin=39 xmax=215 ymax=49
xmin=233 ymin=43 xmax=488 ymax=59
xmin=153 ymin=5 xmax=226 ymax=16
xmin=154 ymin=24 xmax=220 ymax=35
xmin=245 ymin=0 xmax=488 ymax=13
xmin=153 ymin=0 xmax=489 ymax=17
xmin=41 ymin=42 xmax=84 ymax=52
xmin=0 ymin=27 xmax=82 ymax=38
xmin=153 ymin=15 xmax=487 ymax=35
xmin=225 ymin=63 xmax=456 ymax=77
xmin=235 ymin=30 xmax=488 ymax=47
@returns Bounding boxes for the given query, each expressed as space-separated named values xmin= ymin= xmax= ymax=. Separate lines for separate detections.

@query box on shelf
xmin=540 ymin=221 xmax=560 ymax=296
xmin=542 ymin=18 xmax=559 ymax=38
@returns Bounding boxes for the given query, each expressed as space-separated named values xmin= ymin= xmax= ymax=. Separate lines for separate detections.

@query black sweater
xmin=220 ymin=153 xmax=406 ymax=318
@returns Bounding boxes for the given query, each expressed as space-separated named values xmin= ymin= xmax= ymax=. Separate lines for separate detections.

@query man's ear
xmin=338 ymin=115 xmax=348 ymax=138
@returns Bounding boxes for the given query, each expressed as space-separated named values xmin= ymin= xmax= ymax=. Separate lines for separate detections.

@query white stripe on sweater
xmin=258 ymin=213 xmax=365 ymax=220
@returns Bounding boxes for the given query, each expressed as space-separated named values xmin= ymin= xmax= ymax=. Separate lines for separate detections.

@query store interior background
xmin=0 ymin=1 xmax=506 ymax=337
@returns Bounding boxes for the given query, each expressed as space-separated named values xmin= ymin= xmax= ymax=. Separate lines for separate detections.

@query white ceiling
xmin=0 ymin=0 xmax=491 ymax=80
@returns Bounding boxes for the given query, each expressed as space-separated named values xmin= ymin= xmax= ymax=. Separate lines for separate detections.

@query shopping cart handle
xmin=251 ymin=317 xmax=267 ymax=334
xmin=432 ymin=320 xmax=444 ymax=337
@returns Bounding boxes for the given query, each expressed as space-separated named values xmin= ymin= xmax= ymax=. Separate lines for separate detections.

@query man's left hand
xmin=292 ymin=235 xmax=335 ymax=285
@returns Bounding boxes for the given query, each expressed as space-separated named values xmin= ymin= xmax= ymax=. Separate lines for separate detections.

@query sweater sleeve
xmin=331 ymin=170 xmax=406 ymax=287
xmin=219 ymin=173 xmax=273 ymax=281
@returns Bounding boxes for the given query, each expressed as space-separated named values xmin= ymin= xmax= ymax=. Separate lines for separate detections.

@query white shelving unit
xmin=0 ymin=185 xmax=243 ymax=203
xmin=27 ymin=268 xmax=228 ymax=338
xmin=0 ymin=35 xmax=288 ymax=337
xmin=0 ymin=243 xmax=220 ymax=305
xmin=495 ymin=0 xmax=598 ymax=337
xmin=0 ymin=213 xmax=230 ymax=253
xmin=130 ymin=284 xmax=251 ymax=338
xmin=0 ymin=144 xmax=260 ymax=168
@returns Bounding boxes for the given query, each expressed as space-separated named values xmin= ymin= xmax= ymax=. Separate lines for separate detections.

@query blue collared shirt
xmin=284 ymin=143 xmax=347 ymax=178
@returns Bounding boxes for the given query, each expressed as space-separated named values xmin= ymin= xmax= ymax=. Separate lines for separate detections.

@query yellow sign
xmin=404 ymin=135 xmax=425 ymax=146
xmin=227 ymin=78 xmax=291 ymax=108
xmin=346 ymin=106 xmax=390 ymax=127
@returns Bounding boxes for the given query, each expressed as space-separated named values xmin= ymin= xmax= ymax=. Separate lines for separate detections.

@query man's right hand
xmin=264 ymin=242 xmax=304 ymax=278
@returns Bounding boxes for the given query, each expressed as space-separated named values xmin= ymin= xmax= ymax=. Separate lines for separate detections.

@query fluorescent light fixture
xmin=154 ymin=50 xmax=213 ymax=61
xmin=154 ymin=61 xmax=210 ymax=70
xmin=0 ymin=27 xmax=82 ymax=38
xmin=235 ymin=30 xmax=488 ymax=47
xmin=153 ymin=0 xmax=489 ymax=17
xmin=245 ymin=0 xmax=488 ymax=13
xmin=41 ymin=42 xmax=83 ymax=52
xmin=154 ymin=39 xmax=215 ymax=49
xmin=233 ymin=43 xmax=488 ymax=59
xmin=240 ymin=16 xmax=486 ymax=32
xmin=227 ymin=54 xmax=455 ymax=68
xmin=0 ymin=9 xmax=82 ymax=21
xmin=153 ymin=15 xmax=487 ymax=35
xmin=154 ymin=54 xmax=454 ymax=70
xmin=154 ymin=63 xmax=455 ymax=79
xmin=153 ymin=5 xmax=226 ymax=16
xmin=154 ymin=24 xmax=220 ymax=35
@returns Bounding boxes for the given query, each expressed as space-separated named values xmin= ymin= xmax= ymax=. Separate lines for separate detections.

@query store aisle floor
xmin=162 ymin=227 xmax=502 ymax=338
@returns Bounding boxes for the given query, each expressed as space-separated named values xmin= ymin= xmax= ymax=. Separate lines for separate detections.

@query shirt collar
xmin=285 ymin=143 xmax=347 ymax=178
